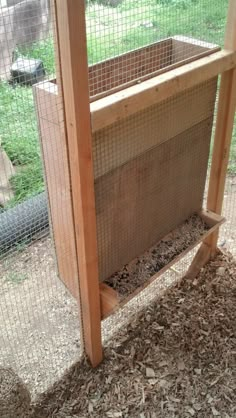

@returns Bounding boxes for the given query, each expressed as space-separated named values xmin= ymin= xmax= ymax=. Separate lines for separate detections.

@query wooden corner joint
xmin=185 ymin=242 xmax=211 ymax=280
xmin=100 ymin=283 xmax=119 ymax=320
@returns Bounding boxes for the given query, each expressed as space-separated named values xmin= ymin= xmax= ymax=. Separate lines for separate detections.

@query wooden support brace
xmin=185 ymin=243 xmax=211 ymax=280
xmin=205 ymin=69 xmax=236 ymax=256
xmin=188 ymin=0 xmax=236 ymax=275
xmin=100 ymin=284 xmax=119 ymax=320
xmin=54 ymin=0 xmax=103 ymax=366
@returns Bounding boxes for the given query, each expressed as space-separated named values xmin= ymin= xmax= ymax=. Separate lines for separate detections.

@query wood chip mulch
xmin=105 ymin=214 xmax=209 ymax=299
xmin=29 ymin=251 xmax=236 ymax=418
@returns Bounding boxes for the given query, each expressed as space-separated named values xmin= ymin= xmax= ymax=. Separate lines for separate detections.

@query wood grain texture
xmin=91 ymin=49 xmax=236 ymax=133
xmin=100 ymin=283 xmax=119 ymax=319
xmin=88 ymin=37 xmax=219 ymax=102
xmin=204 ymin=0 xmax=236 ymax=254
xmin=89 ymin=38 xmax=172 ymax=100
xmin=54 ymin=0 xmax=102 ymax=366
xmin=92 ymin=79 xmax=217 ymax=178
xmin=171 ymin=36 xmax=219 ymax=64
xmin=34 ymin=82 xmax=79 ymax=299
xmin=95 ymin=118 xmax=214 ymax=281
xmin=36 ymin=79 xmax=217 ymax=289
xmin=102 ymin=211 xmax=225 ymax=319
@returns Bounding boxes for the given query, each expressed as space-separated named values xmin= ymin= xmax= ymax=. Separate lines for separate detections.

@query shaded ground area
xmin=0 ymin=176 xmax=235 ymax=399
xmin=0 ymin=239 xmax=81 ymax=396
xmin=28 ymin=251 xmax=236 ymax=418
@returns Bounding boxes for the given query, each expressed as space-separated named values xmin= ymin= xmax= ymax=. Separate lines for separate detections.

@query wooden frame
xmin=188 ymin=0 xmax=236 ymax=277
xmin=100 ymin=210 xmax=225 ymax=320
xmin=53 ymin=0 xmax=102 ymax=366
xmin=37 ymin=1 xmax=236 ymax=366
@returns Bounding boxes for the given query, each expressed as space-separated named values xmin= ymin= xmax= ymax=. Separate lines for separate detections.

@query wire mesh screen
xmin=86 ymin=0 xmax=227 ymax=98
xmin=0 ymin=0 xmax=81 ymax=402
xmin=94 ymin=78 xmax=217 ymax=281
xmin=0 ymin=0 xmax=235 ymax=412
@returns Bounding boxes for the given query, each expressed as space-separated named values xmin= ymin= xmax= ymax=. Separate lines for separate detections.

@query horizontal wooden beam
xmin=91 ymin=50 xmax=236 ymax=132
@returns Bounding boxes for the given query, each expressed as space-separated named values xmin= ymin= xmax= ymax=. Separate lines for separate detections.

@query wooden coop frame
xmin=35 ymin=0 xmax=236 ymax=366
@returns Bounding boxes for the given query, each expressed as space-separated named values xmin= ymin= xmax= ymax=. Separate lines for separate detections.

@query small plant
xmin=5 ymin=271 xmax=28 ymax=284
xmin=9 ymin=160 xmax=44 ymax=204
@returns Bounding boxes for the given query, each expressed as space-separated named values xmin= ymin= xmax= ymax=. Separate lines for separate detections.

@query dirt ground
xmin=0 ymin=238 xmax=81 ymax=395
xmin=0 ymin=175 xmax=236 ymax=412
xmin=27 ymin=250 xmax=236 ymax=418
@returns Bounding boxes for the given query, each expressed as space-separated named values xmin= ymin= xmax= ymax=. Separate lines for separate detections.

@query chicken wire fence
xmin=0 ymin=0 xmax=235 ymax=403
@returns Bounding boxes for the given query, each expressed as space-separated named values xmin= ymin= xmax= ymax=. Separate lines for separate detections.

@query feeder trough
xmin=34 ymin=36 xmax=225 ymax=318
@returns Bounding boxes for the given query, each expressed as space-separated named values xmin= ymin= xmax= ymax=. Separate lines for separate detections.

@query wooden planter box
xmin=34 ymin=36 xmax=222 ymax=299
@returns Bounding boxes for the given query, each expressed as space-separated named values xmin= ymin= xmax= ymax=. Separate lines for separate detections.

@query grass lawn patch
xmin=0 ymin=0 xmax=234 ymax=207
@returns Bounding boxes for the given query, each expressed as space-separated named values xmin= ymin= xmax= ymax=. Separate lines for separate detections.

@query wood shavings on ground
xmin=105 ymin=214 xmax=209 ymax=299
xmin=29 ymin=251 xmax=236 ymax=418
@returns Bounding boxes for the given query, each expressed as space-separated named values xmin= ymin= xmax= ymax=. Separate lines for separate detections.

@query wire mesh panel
xmin=94 ymin=79 xmax=217 ymax=280
xmin=86 ymin=0 xmax=227 ymax=95
xmin=0 ymin=0 xmax=235 ymax=410
xmin=0 ymin=0 xmax=81 ymax=401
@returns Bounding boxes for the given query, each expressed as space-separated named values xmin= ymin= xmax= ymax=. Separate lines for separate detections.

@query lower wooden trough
xmin=100 ymin=209 xmax=225 ymax=319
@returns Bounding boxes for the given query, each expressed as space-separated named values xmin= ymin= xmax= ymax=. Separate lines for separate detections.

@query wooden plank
xmin=199 ymin=209 xmax=226 ymax=228
xmin=171 ymin=36 xmax=219 ymax=64
xmin=100 ymin=283 xmax=119 ymax=319
xmin=204 ymin=0 xmax=236 ymax=255
xmin=39 ymin=36 xmax=219 ymax=104
xmin=36 ymin=78 xmax=217 ymax=179
xmin=186 ymin=210 xmax=226 ymax=280
xmin=89 ymin=38 xmax=172 ymax=100
xmin=89 ymin=37 xmax=219 ymax=102
xmin=185 ymin=242 xmax=211 ymax=280
xmin=36 ymin=80 xmax=217 ymax=284
xmin=102 ymin=210 xmax=225 ymax=319
xmin=34 ymin=82 xmax=79 ymax=299
xmin=54 ymin=0 xmax=102 ymax=367
xmin=96 ymin=118 xmax=214 ymax=281
xmin=91 ymin=49 xmax=236 ymax=133
xmin=92 ymin=79 xmax=217 ymax=178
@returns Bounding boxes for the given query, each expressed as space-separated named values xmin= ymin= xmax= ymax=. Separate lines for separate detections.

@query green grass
xmin=5 ymin=271 xmax=28 ymax=284
xmin=0 ymin=81 xmax=44 ymax=205
xmin=0 ymin=0 xmax=235 ymax=208
xmin=17 ymin=35 xmax=55 ymax=76
xmin=86 ymin=0 xmax=228 ymax=63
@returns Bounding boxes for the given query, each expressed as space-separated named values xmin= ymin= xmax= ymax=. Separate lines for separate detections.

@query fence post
xmin=53 ymin=0 xmax=103 ymax=367
xmin=205 ymin=0 xmax=236 ymax=256
xmin=187 ymin=0 xmax=236 ymax=278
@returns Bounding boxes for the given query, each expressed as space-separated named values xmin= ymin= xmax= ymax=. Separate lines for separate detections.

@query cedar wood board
xmin=35 ymin=64 xmax=218 ymax=292
xmin=89 ymin=36 xmax=219 ymax=101
xmin=93 ymin=79 xmax=217 ymax=279
xmin=95 ymin=116 xmax=215 ymax=280
xmin=35 ymin=78 xmax=217 ymax=288
xmin=34 ymin=84 xmax=79 ymax=299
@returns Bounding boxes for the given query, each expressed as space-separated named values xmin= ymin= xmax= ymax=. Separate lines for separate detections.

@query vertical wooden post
xmin=205 ymin=0 xmax=236 ymax=256
xmin=187 ymin=0 xmax=236 ymax=278
xmin=54 ymin=0 xmax=103 ymax=366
